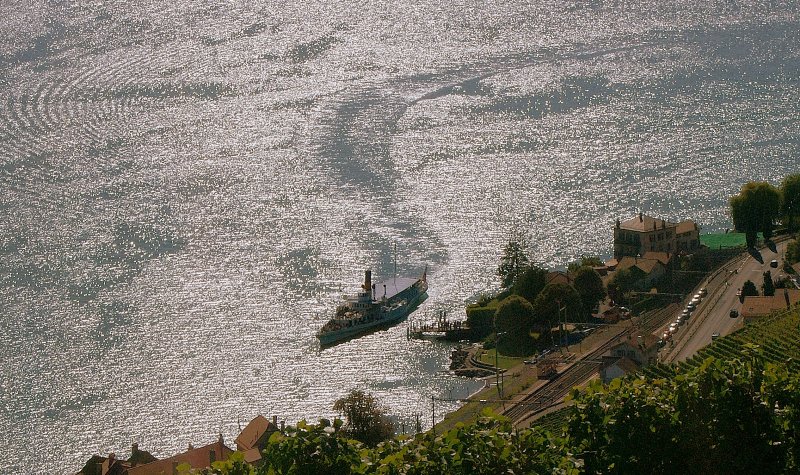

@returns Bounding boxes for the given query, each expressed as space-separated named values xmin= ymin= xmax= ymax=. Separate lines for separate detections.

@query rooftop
xmin=616 ymin=256 xmax=664 ymax=275
xmin=235 ymin=415 xmax=275 ymax=451
xmin=622 ymin=332 xmax=660 ymax=350
xmin=676 ymin=220 xmax=698 ymax=235
xmin=741 ymin=290 xmax=800 ymax=318
xmin=618 ymin=213 xmax=676 ymax=232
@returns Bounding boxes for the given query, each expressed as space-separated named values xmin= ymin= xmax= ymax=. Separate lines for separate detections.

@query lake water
xmin=0 ymin=0 xmax=798 ymax=472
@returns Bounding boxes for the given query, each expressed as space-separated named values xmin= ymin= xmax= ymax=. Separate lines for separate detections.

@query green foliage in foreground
xmin=203 ymin=348 xmax=800 ymax=474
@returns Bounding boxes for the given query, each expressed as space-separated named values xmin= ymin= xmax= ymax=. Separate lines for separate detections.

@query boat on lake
xmin=317 ymin=268 xmax=428 ymax=345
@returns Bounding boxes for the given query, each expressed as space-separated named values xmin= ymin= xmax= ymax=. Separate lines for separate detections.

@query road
xmin=664 ymin=239 xmax=789 ymax=363
xmin=503 ymin=241 xmax=790 ymax=425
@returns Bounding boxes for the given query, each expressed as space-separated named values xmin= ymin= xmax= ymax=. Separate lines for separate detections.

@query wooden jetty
xmin=407 ymin=311 xmax=472 ymax=341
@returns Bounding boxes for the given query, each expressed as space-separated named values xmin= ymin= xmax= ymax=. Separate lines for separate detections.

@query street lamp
xmin=495 ymin=331 xmax=507 ymax=399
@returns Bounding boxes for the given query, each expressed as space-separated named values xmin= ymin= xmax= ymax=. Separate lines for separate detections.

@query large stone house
xmin=613 ymin=213 xmax=700 ymax=259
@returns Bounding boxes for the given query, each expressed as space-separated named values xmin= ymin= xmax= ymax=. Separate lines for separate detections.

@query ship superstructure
xmin=317 ymin=269 xmax=427 ymax=345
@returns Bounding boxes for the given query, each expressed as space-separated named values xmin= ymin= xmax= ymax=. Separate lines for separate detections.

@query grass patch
xmin=700 ymin=232 xmax=762 ymax=249
xmin=478 ymin=349 xmax=525 ymax=369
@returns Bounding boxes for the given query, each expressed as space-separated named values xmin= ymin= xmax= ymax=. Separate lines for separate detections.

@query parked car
xmin=770 ymin=259 xmax=778 ymax=268
xmin=729 ymin=309 xmax=739 ymax=318
xmin=699 ymin=287 xmax=707 ymax=297
xmin=712 ymin=332 xmax=720 ymax=341
xmin=687 ymin=302 xmax=696 ymax=311
xmin=691 ymin=297 xmax=701 ymax=305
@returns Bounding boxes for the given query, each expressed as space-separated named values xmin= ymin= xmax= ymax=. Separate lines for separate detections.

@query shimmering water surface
xmin=1 ymin=0 xmax=799 ymax=472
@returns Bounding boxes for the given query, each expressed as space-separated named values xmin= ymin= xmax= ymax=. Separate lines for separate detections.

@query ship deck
xmin=372 ymin=277 xmax=417 ymax=300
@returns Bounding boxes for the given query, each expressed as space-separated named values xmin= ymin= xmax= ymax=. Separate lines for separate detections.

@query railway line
xmin=502 ymin=305 xmax=679 ymax=425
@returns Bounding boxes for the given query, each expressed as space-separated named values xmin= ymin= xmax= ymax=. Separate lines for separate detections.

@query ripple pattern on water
xmin=0 ymin=1 xmax=799 ymax=473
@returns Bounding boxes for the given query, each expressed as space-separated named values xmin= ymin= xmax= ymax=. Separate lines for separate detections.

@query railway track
xmin=502 ymin=306 xmax=679 ymax=425
xmin=502 ymin=326 xmax=628 ymax=423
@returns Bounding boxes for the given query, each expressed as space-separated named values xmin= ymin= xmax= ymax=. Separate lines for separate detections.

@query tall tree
xmin=572 ymin=266 xmax=606 ymax=315
xmin=493 ymin=295 xmax=537 ymax=356
xmin=742 ymin=279 xmax=759 ymax=298
xmin=762 ymin=271 xmax=775 ymax=297
xmin=333 ymin=390 xmax=395 ymax=447
xmin=567 ymin=255 xmax=604 ymax=274
xmin=497 ymin=237 xmax=530 ymax=289
xmin=607 ymin=267 xmax=643 ymax=304
xmin=512 ymin=264 xmax=548 ymax=303
xmin=532 ymin=282 xmax=583 ymax=328
xmin=787 ymin=240 xmax=800 ymax=265
xmin=729 ymin=181 xmax=782 ymax=247
xmin=782 ymin=174 xmax=800 ymax=232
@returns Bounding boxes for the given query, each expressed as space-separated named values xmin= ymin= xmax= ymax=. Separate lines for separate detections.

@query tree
xmin=511 ymin=264 xmax=547 ymax=303
xmin=782 ymin=174 xmax=800 ymax=231
xmin=742 ymin=279 xmax=759 ymax=298
xmin=259 ymin=419 xmax=362 ymax=474
xmin=493 ymin=295 xmax=536 ymax=356
xmin=606 ymin=267 xmax=643 ymax=304
xmin=497 ymin=237 xmax=530 ymax=289
xmin=787 ymin=240 xmax=800 ymax=265
xmin=572 ymin=266 xmax=606 ymax=315
xmin=567 ymin=255 xmax=603 ymax=274
xmin=531 ymin=282 xmax=583 ymax=332
xmin=729 ymin=181 xmax=781 ymax=247
xmin=763 ymin=271 xmax=776 ymax=297
xmin=333 ymin=390 xmax=395 ymax=447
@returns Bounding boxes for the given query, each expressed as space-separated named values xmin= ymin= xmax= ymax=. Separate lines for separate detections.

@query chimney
xmin=280 ymin=420 xmax=285 ymax=431
xmin=273 ymin=415 xmax=278 ymax=427
xmin=639 ymin=212 xmax=643 ymax=222
xmin=132 ymin=443 xmax=138 ymax=455
xmin=661 ymin=219 xmax=666 ymax=229
xmin=363 ymin=269 xmax=372 ymax=291
xmin=188 ymin=443 xmax=194 ymax=450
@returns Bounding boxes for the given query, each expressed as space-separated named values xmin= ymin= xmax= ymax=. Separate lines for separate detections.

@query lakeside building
xmin=613 ymin=213 xmax=700 ymax=259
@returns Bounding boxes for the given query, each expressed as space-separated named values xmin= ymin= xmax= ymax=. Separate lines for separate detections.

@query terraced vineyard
xmin=641 ymin=306 xmax=800 ymax=380
xmin=530 ymin=306 xmax=800 ymax=434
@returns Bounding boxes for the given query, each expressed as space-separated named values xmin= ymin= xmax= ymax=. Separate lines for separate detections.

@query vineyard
xmin=641 ymin=306 xmax=800 ymax=380
xmin=527 ymin=305 xmax=800 ymax=435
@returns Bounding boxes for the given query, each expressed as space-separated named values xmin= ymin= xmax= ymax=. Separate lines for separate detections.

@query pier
xmin=407 ymin=311 xmax=472 ymax=341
